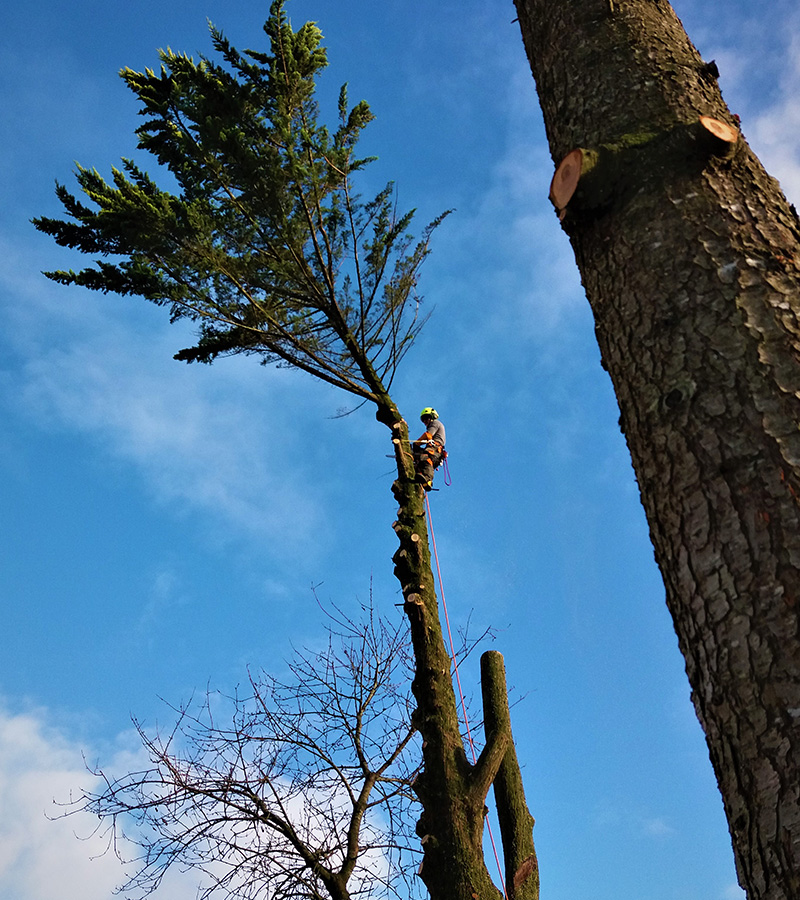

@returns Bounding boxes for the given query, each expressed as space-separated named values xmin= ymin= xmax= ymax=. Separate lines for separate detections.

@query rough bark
xmin=378 ymin=400 xmax=509 ymax=900
xmin=481 ymin=651 xmax=539 ymax=900
xmin=513 ymin=2 xmax=800 ymax=898
xmin=346 ymin=261 xmax=538 ymax=900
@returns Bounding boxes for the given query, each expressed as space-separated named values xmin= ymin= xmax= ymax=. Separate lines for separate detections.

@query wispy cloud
xmin=722 ymin=884 xmax=746 ymax=900
xmin=441 ymin=63 xmax=585 ymax=343
xmin=695 ymin=8 xmax=800 ymax=204
xmin=0 ymin=237 xmax=330 ymax=555
xmin=135 ymin=567 xmax=191 ymax=640
xmin=720 ymin=884 xmax=747 ymax=900
xmin=641 ymin=816 xmax=676 ymax=838
xmin=0 ymin=702 xmax=198 ymax=900
xmin=747 ymin=31 xmax=800 ymax=203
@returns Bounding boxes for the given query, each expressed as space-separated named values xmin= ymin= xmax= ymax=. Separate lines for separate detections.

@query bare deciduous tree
xmin=81 ymin=606 xmax=421 ymax=900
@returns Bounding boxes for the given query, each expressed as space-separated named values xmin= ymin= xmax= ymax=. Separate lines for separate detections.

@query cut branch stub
xmin=549 ymin=147 xmax=600 ymax=218
xmin=697 ymin=115 xmax=740 ymax=159
xmin=699 ymin=115 xmax=739 ymax=145
xmin=549 ymin=148 xmax=583 ymax=213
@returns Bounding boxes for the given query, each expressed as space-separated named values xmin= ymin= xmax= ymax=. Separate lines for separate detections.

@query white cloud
xmin=428 ymin=62 xmax=585 ymax=369
xmin=18 ymin=334 xmax=314 ymax=536
xmin=641 ymin=816 xmax=676 ymax=838
xmin=0 ymin=701 xmax=408 ymax=900
xmin=0 ymin=703 xmax=200 ymax=900
xmin=722 ymin=884 xmax=746 ymax=900
xmin=472 ymin=66 xmax=584 ymax=332
xmin=747 ymin=31 xmax=800 ymax=204
xmin=700 ymin=11 xmax=800 ymax=205
xmin=0 ymin=236 xmax=330 ymax=555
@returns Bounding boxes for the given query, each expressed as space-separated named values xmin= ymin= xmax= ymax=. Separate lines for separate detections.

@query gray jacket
xmin=422 ymin=419 xmax=446 ymax=447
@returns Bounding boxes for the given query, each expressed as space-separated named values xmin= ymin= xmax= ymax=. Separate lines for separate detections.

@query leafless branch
xmin=64 ymin=601 xmax=423 ymax=900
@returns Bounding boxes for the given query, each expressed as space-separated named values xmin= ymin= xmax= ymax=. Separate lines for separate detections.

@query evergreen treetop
xmin=34 ymin=0 xmax=447 ymax=402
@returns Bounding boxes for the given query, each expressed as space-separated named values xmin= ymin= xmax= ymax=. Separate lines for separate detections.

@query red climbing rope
xmin=424 ymin=492 xmax=508 ymax=899
xmin=441 ymin=452 xmax=452 ymax=486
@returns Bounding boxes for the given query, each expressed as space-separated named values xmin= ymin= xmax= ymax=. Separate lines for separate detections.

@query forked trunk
xmin=378 ymin=403 xmax=537 ymax=900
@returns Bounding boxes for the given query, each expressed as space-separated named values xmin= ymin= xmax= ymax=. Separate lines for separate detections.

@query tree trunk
xmin=482 ymin=651 xmax=539 ymax=900
xmin=382 ymin=407 xmax=508 ymax=900
xmin=513 ymin=2 xmax=800 ymax=898
xmin=364 ymin=307 xmax=538 ymax=897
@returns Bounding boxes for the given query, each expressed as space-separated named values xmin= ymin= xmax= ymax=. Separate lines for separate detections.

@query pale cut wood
xmin=549 ymin=148 xmax=584 ymax=209
xmin=699 ymin=115 xmax=739 ymax=144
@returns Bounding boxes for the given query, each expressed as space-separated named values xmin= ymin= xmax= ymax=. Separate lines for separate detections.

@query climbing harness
xmin=424 ymin=492 xmax=508 ymax=899
xmin=391 ymin=440 xmax=450 ymax=491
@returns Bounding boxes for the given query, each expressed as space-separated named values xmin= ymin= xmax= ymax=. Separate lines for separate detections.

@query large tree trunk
xmin=384 ymin=407 xmax=506 ymax=900
xmin=374 ymin=399 xmax=538 ymax=900
xmin=513 ymin=2 xmax=800 ymax=898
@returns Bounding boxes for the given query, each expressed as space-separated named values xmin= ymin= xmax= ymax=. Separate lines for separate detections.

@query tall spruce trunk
xmin=374 ymin=402 xmax=538 ymax=900
xmin=513 ymin=2 xmax=800 ymax=898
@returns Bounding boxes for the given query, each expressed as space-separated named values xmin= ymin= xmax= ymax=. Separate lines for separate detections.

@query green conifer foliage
xmin=34 ymin=0 xmax=446 ymax=400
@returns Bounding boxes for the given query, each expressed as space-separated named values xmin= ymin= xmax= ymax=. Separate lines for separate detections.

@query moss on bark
xmin=377 ymin=403 xmax=535 ymax=900
xmin=515 ymin=2 xmax=800 ymax=897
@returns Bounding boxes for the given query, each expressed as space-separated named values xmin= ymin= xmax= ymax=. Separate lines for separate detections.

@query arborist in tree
xmin=413 ymin=407 xmax=446 ymax=491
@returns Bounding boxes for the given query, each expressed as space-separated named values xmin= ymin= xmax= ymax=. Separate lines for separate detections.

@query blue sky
xmin=2 ymin=1 xmax=799 ymax=898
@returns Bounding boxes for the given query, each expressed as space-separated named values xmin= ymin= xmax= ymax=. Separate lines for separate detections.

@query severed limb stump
xmin=549 ymin=116 xmax=740 ymax=219
xmin=549 ymin=148 xmax=600 ymax=219
xmin=697 ymin=115 xmax=740 ymax=158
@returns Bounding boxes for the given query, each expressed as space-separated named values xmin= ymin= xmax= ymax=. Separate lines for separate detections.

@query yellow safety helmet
xmin=419 ymin=407 xmax=438 ymax=420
